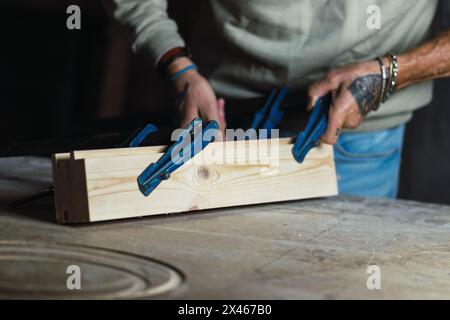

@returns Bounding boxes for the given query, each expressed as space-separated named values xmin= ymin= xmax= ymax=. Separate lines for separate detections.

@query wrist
xmin=168 ymin=59 xmax=200 ymax=94
xmin=374 ymin=53 xmax=398 ymax=104
xmin=396 ymin=53 xmax=412 ymax=90
xmin=167 ymin=57 xmax=195 ymax=77
xmin=156 ymin=46 xmax=192 ymax=76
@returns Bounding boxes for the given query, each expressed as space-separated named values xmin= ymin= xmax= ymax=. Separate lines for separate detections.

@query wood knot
xmin=197 ymin=166 xmax=210 ymax=181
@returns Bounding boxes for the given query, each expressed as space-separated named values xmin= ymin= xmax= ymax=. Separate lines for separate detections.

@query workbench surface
xmin=1 ymin=157 xmax=449 ymax=299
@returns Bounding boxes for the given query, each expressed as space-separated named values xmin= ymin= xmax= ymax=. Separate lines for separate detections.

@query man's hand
xmin=168 ymin=57 xmax=226 ymax=139
xmin=307 ymin=59 xmax=386 ymax=145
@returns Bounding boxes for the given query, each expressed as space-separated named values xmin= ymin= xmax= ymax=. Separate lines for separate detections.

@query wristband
xmin=169 ymin=64 xmax=198 ymax=82
xmin=156 ymin=47 xmax=192 ymax=77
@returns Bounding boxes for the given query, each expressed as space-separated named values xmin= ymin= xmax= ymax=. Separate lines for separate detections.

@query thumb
xmin=307 ymin=76 xmax=340 ymax=111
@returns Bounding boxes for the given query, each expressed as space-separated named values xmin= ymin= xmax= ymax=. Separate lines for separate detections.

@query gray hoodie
xmin=105 ymin=0 xmax=439 ymax=131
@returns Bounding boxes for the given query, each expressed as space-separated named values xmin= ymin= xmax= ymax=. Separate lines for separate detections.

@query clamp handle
xmin=292 ymin=93 xmax=332 ymax=163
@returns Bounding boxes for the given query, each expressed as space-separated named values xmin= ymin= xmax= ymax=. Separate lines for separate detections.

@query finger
xmin=199 ymin=100 xmax=225 ymax=141
xmin=321 ymin=111 xmax=345 ymax=145
xmin=321 ymin=87 xmax=348 ymax=145
xmin=339 ymin=87 xmax=364 ymax=130
xmin=217 ymin=98 xmax=226 ymax=123
xmin=331 ymin=89 xmax=338 ymax=101
xmin=179 ymin=101 xmax=200 ymax=129
xmin=311 ymin=88 xmax=338 ymax=111
xmin=217 ymin=98 xmax=227 ymax=139
xmin=306 ymin=73 xmax=341 ymax=111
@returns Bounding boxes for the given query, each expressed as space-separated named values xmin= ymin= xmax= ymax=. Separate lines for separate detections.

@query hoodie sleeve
xmin=103 ymin=0 xmax=185 ymax=66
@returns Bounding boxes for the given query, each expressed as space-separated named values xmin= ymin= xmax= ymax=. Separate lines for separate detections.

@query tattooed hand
xmin=306 ymin=59 xmax=388 ymax=144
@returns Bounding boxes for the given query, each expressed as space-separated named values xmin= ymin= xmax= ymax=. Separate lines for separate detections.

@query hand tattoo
xmin=347 ymin=74 xmax=382 ymax=117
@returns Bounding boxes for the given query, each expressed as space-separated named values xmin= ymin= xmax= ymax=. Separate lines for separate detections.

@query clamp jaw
xmin=251 ymin=85 xmax=290 ymax=135
xmin=137 ymin=118 xmax=219 ymax=197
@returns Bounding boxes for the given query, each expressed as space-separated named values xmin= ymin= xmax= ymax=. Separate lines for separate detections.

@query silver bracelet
xmin=376 ymin=57 xmax=387 ymax=108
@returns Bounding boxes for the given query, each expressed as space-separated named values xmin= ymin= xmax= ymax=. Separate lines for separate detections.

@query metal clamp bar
xmin=137 ymin=118 xmax=219 ymax=197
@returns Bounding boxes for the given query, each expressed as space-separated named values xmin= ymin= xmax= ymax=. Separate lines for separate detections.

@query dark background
xmin=0 ymin=0 xmax=449 ymax=204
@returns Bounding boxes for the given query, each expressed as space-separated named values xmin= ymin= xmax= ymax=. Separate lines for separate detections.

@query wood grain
xmin=53 ymin=139 xmax=337 ymax=223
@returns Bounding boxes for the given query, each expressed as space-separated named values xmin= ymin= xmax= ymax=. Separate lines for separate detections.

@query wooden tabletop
xmin=0 ymin=157 xmax=449 ymax=299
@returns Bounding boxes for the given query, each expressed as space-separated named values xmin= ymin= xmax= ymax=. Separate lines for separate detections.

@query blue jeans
xmin=334 ymin=124 xmax=405 ymax=199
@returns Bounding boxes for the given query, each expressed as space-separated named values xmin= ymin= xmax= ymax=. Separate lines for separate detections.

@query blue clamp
xmin=251 ymin=85 xmax=290 ymax=135
xmin=137 ymin=118 xmax=219 ymax=197
xmin=119 ymin=124 xmax=158 ymax=148
xmin=292 ymin=93 xmax=332 ymax=163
